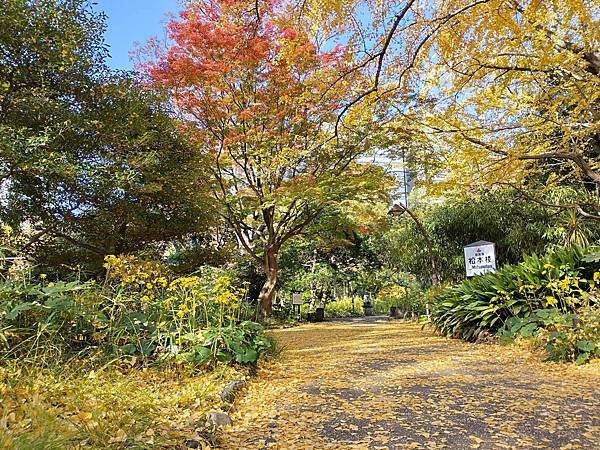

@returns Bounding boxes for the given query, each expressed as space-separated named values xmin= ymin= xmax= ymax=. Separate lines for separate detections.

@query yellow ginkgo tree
xmin=415 ymin=0 xmax=600 ymax=193
xmin=300 ymin=0 xmax=600 ymax=210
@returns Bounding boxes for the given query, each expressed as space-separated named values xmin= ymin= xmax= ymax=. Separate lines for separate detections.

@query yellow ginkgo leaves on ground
xmin=221 ymin=318 xmax=600 ymax=449
xmin=0 ymin=362 xmax=247 ymax=449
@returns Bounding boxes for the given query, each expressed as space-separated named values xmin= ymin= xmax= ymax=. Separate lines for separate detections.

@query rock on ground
xmin=220 ymin=380 xmax=246 ymax=403
xmin=205 ymin=410 xmax=232 ymax=428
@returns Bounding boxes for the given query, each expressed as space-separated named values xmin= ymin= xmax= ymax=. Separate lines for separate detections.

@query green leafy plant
xmin=498 ymin=309 xmax=572 ymax=340
xmin=181 ymin=321 xmax=273 ymax=366
xmin=374 ymin=283 xmax=427 ymax=315
xmin=0 ymin=275 xmax=98 ymax=363
xmin=541 ymin=307 xmax=600 ymax=365
xmin=1 ymin=256 xmax=273 ymax=368
xmin=429 ymin=246 xmax=599 ymax=342
xmin=499 ymin=306 xmax=600 ymax=364
xmin=325 ymin=297 xmax=363 ymax=318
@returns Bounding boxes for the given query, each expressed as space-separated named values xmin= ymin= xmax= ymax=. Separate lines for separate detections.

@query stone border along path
xmin=219 ymin=318 xmax=600 ymax=449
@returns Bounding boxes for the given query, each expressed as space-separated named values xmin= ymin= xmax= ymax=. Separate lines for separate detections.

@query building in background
xmin=361 ymin=152 xmax=414 ymax=208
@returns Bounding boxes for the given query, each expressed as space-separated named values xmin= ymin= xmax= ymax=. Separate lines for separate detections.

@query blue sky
xmin=94 ymin=0 xmax=181 ymax=70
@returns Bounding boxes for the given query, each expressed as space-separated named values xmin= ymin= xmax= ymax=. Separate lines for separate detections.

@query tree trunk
xmin=258 ymin=245 xmax=279 ymax=319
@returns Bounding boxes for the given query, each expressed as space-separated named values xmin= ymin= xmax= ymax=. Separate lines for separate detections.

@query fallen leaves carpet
xmin=220 ymin=317 xmax=600 ymax=449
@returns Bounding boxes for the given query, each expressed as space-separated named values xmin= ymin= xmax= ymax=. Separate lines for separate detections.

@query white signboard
xmin=292 ymin=293 xmax=303 ymax=305
xmin=464 ymin=241 xmax=496 ymax=277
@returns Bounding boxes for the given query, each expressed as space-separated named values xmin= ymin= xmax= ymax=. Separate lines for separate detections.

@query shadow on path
xmin=221 ymin=319 xmax=600 ymax=449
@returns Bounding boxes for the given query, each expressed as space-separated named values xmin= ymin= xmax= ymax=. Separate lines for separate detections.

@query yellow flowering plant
xmin=550 ymin=308 xmax=599 ymax=363
xmin=1 ymin=252 xmax=269 ymax=369
xmin=103 ymin=255 xmax=167 ymax=300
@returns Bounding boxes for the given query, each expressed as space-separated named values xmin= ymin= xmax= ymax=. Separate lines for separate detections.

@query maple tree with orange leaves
xmin=142 ymin=0 xmax=390 ymax=316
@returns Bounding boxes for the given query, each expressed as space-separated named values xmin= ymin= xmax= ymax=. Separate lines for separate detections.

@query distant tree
xmin=144 ymin=0 xmax=390 ymax=316
xmin=277 ymin=202 xmax=390 ymax=297
xmin=370 ymin=190 xmax=555 ymax=284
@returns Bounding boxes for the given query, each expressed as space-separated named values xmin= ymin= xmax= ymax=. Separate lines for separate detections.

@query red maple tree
xmin=142 ymin=0 xmax=384 ymax=316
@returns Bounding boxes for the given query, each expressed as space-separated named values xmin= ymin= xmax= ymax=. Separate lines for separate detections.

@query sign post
xmin=464 ymin=240 xmax=497 ymax=277
xmin=292 ymin=292 xmax=302 ymax=319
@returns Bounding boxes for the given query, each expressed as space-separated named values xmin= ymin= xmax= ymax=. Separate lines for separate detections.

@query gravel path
xmin=220 ymin=318 xmax=600 ymax=449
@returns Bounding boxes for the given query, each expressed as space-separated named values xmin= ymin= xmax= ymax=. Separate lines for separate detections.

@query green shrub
xmin=374 ymin=285 xmax=407 ymax=314
xmin=178 ymin=321 xmax=273 ymax=366
xmin=429 ymin=246 xmax=599 ymax=342
xmin=541 ymin=306 xmax=600 ymax=364
xmin=325 ymin=297 xmax=363 ymax=318
xmin=368 ymin=189 xmax=554 ymax=285
xmin=0 ymin=277 xmax=100 ymax=362
xmin=374 ymin=284 xmax=428 ymax=314
xmin=498 ymin=307 xmax=600 ymax=364
xmin=0 ymin=255 xmax=272 ymax=368
xmin=498 ymin=308 xmax=571 ymax=340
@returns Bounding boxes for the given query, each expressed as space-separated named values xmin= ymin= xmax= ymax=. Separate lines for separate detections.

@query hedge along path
xmin=220 ymin=318 xmax=600 ymax=449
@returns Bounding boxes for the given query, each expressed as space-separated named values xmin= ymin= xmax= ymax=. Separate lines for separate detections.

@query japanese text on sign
xmin=464 ymin=242 xmax=496 ymax=277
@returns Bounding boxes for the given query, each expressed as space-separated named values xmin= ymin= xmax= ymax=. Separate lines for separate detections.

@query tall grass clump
xmin=430 ymin=247 xmax=597 ymax=340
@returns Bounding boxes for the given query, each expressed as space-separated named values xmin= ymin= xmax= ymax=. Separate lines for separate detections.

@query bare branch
xmin=334 ymin=0 xmax=416 ymax=134
xmin=52 ymin=232 xmax=106 ymax=256
xmin=496 ymin=182 xmax=600 ymax=220
xmin=519 ymin=152 xmax=600 ymax=184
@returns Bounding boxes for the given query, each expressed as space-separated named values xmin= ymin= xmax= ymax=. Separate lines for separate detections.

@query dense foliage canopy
xmin=1 ymin=2 xmax=599 ymax=448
